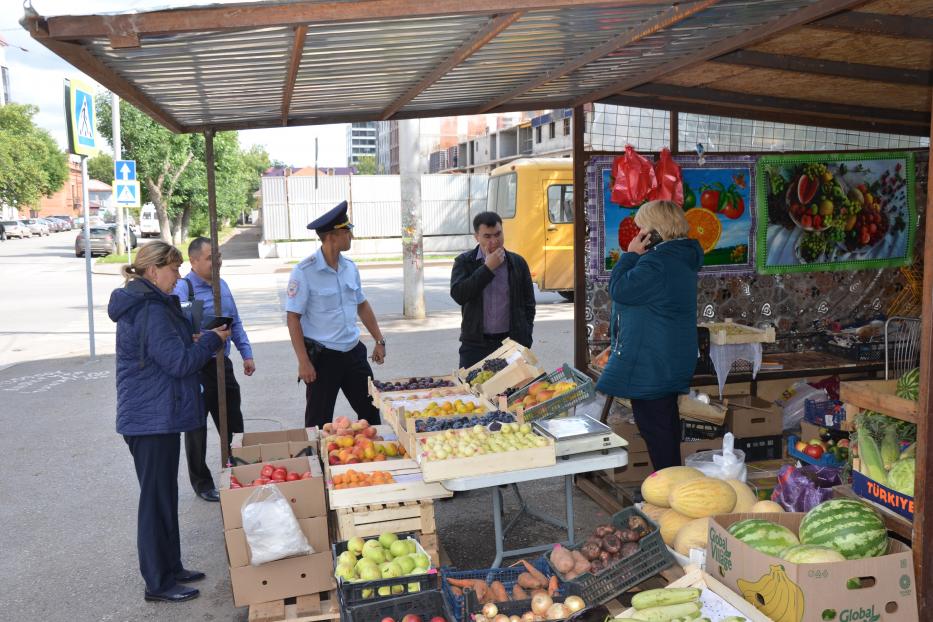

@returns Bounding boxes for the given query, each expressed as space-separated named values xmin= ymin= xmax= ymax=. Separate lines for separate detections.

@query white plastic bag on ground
xmin=684 ymin=433 xmax=747 ymax=481
xmin=241 ymin=484 xmax=312 ymax=566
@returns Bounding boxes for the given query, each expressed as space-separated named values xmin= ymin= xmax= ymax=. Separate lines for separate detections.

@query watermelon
xmin=728 ymin=519 xmax=799 ymax=556
xmin=780 ymin=544 xmax=846 ymax=564
xmin=896 ymin=367 xmax=919 ymax=401
xmin=798 ymin=499 xmax=887 ymax=559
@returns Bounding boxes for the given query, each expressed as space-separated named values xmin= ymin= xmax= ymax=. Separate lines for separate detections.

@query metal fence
xmin=261 ymin=174 xmax=488 ymax=241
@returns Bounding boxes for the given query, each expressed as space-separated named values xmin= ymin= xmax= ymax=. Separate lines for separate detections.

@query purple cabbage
xmin=772 ymin=465 xmax=843 ymax=512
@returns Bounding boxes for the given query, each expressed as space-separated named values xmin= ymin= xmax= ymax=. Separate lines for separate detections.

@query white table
xmin=441 ymin=448 xmax=628 ymax=567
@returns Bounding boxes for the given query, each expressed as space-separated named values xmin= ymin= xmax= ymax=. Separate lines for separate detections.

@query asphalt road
xmin=0 ymin=227 xmax=614 ymax=621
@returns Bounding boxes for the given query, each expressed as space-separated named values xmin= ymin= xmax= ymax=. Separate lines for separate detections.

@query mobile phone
xmin=204 ymin=316 xmax=233 ymax=329
xmin=645 ymin=230 xmax=663 ymax=250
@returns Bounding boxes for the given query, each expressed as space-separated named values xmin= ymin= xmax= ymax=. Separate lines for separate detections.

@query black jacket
xmin=450 ymin=246 xmax=535 ymax=347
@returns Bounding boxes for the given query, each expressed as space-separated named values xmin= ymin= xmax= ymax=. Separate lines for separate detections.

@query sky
xmin=1 ymin=0 xmax=349 ymax=167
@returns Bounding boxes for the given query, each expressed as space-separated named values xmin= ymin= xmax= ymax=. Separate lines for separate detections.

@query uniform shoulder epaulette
xmin=297 ymin=254 xmax=317 ymax=268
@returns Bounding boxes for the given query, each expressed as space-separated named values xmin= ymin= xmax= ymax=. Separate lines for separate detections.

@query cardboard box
xmin=852 ymin=470 xmax=914 ymax=521
xmin=608 ymin=417 xmax=647 ymax=453
xmin=231 ymin=428 xmax=318 ymax=464
xmin=610 ymin=450 xmax=654 ymax=482
xmin=225 ymin=516 xmax=330 ymax=568
xmin=229 ymin=552 xmax=333 ymax=607
xmin=220 ymin=457 xmax=325 ymax=530
xmin=706 ymin=513 xmax=918 ymax=622
xmin=680 ymin=437 xmax=723 ymax=461
xmin=735 ymin=434 xmax=783 ymax=461
xmin=726 ymin=395 xmax=782 ymax=437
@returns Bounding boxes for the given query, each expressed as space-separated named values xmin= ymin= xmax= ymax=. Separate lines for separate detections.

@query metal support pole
xmin=399 ymin=118 xmax=425 ymax=319
xmin=113 ymin=94 xmax=125 ymax=255
xmin=670 ymin=108 xmax=680 ymax=155
xmin=81 ymin=156 xmax=96 ymax=358
xmin=572 ymin=105 xmax=587 ymax=371
xmin=205 ymin=129 xmax=229 ymax=468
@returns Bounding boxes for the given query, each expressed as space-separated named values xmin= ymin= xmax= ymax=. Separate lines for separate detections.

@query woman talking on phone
xmin=108 ymin=242 xmax=230 ymax=603
xmin=596 ymin=200 xmax=703 ymax=470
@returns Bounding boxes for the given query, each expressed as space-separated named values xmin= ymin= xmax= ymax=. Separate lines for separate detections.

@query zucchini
xmin=631 ymin=602 xmax=701 ymax=621
xmin=632 ymin=588 xmax=702 ymax=610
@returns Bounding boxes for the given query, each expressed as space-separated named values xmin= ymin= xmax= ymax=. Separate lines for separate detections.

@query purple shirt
xmin=476 ymin=247 xmax=510 ymax=334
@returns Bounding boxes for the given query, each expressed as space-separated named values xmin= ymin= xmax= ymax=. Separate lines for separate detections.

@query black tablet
xmin=204 ymin=316 xmax=233 ymax=329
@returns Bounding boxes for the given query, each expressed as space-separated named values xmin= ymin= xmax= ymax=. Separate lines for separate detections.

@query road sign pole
xmin=113 ymin=94 xmax=125 ymax=255
xmin=81 ymin=156 xmax=96 ymax=358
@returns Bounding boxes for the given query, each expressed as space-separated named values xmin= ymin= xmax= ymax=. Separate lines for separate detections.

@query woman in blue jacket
xmin=596 ymin=200 xmax=703 ymax=470
xmin=108 ymin=242 xmax=230 ymax=603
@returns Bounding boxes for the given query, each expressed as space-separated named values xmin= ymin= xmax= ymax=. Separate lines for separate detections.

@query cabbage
xmin=886 ymin=458 xmax=915 ymax=496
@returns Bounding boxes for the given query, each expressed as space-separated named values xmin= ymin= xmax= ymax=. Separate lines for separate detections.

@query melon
xmin=728 ymin=519 xmax=799 ymax=556
xmin=669 ymin=477 xmax=736 ymax=518
xmin=641 ymin=502 xmax=669 ymax=523
xmin=798 ymin=499 xmax=887 ymax=559
xmin=672 ymin=517 xmax=709 ymax=557
xmin=780 ymin=544 xmax=846 ymax=564
xmin=896 ymin=367 xmax=920 ymax=401
xmin=641 ymin=466 xmax=705 ymax=507
xmin=659 ymin=509 xmax=693 ymax=546
xmin=751 ymin=500 xmax=784 ymax=513
xmin=725 ymin=479 xmax=758 ymax=512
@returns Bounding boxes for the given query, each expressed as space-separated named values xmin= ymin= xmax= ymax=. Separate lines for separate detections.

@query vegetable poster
xmin=756 ymin=152 xmax=916 ymax=274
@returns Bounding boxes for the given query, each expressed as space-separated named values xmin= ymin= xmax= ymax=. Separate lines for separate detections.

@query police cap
xmin=307 ymin=200 xmax=353 ymax=235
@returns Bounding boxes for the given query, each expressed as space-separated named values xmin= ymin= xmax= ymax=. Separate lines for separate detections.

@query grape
xmin=373 ymin=376 xmax=455 ymax=391
xmin=482 ymin=358 xmax=508 ymax=373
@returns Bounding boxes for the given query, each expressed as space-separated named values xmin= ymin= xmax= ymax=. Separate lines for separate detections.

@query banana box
xmin=706 ymin=513 xmax=917 ymax=622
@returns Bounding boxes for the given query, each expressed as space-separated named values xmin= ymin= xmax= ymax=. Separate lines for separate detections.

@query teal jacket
xmin=596 ymin=238 xmax=703 ymax=400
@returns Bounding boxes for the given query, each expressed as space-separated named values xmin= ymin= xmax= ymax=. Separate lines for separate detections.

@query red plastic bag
xmin=610 ymin=145 xmax=656 ymax=207
xmin=651 ymin=147 xmax=684 ymax=206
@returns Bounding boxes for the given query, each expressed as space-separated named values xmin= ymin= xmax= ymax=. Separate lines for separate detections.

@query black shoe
xmin=196 ymin=489 xmax=220 ymax=502
xmin=175 ymin=569 xmax=205 ymax=583
xmin=144 ymin=585 xmax=200 ymax=603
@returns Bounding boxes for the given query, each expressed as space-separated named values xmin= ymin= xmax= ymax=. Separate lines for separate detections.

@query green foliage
xmin=87 ymin=152 xmax=115 ymax=184
xmin=355 ymin=155 xmax=377 ymax=175
xmin=0 ymin=104 xmax=69 ymax=210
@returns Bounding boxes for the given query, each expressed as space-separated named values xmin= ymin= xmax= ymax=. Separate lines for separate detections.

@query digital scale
xmin=533 ymin=414 xmax=628 ymax=458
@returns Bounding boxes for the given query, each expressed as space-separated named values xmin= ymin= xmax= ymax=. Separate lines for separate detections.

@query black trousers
xmin=458 ymin=334 xmax=509 ymax=369
xmin=631 ymin=394 xmax=682 ymax=470
xmin=185 ymin=356 xmax=243 ymax=493
xmin=124 ymin=433 xmax=183 ymax=594
xmin=304 ymin=341 xmax=380 ymax=429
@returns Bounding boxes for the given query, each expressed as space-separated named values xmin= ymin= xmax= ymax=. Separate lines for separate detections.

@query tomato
xmin=286 ymin=472 xmax=300 ymax=482
xmin=720 ymin=196 xmax=745 ymax=219
xmin=230 ymin=476 xmax=241 ymax=486
xmin=300 ymin=471 xmax=313 ymax=479
xmin=254 ymin=477 xmax=271 ymax=486
xmin=260 ymin=464 xmax=275 ymax=478
xmin=271 ymin=469 xmax=287 ymax=482
xmin=804 ymin=444 xmax=824 ymax=459
xmin=230 ymin=482 xmax=241 ymax=489
xmin=700 ymin=189 xmax=720 ymax=212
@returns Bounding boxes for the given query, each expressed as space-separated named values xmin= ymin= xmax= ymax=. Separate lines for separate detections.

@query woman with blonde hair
xmin=596 ymin=200 xmax=703 ymax=470
xmin=108 ymin=241 xmax=230 ymax=603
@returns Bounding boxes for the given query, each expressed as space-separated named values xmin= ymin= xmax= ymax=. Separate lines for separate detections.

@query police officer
xmin=285 ymin=201 xmax=385 ymax=428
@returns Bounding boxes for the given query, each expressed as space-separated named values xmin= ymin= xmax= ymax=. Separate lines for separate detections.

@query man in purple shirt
xmin=451 ymin=212 xmax=536 ymax=368
xmin=173 ymin=237 xmax=254 ymax=502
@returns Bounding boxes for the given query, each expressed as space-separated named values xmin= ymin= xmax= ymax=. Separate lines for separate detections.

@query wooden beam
xmin=572 ymin=105 xmax=587 ymax=373
xmin=914 ymin=88 xmax=933 ymax=616
xmin=380 ymin=12 xmax=523 ymax=120
xmin=39 ymin=0 xmax=676 ymax=40
xmin=572 ymin=0 xmax=870 ymax=107
xmin=476 ymin=0 xmax=718 ymax=114
xmin=714 ymin=50 xmax=932 ymax=86
xmin=282 ymin=25 xmax=308 ymax=126
xmin=815 ymin=11 xmax=933 ymax=40
xmin=26 ymin=34 xmax=184 ymax=133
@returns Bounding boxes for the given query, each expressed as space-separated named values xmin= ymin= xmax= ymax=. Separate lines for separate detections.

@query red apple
xmin=804 ymin=444 xmax=824 ymax=459
xmin=429 ymin=617 xmax=446 ymax=622
xmin=400 ymin=616 xmax=422 ymax=622
xmin=794 ymin=441 xmax=808 ymax=453
xmin=381 ymin=618 xmax=395 ymax=622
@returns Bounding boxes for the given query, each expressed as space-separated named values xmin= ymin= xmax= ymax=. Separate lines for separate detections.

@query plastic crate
xmin=507 ymin=364 xmax=595 ymax=421
xmin=545 ymin=507 xmax=673 ymax=604
xmin=804 ymin=399 xmax=847 ymax=428
xmin=465 ymin=596 xmax=577 ymax=622
xmin=340 ymin=589 xmax=455 ymax=622
xmin=821 ymin=335 xmax=894 ymax=362
xmin=787 ymin=435 xmax=845 ymax=468
xmin=333 ymin=532 xmax=439 ymax=606
xmin=441 ymin=557 xmax=569 ymax=621
xmin=680 ymin=418 xmax=727 ymax=441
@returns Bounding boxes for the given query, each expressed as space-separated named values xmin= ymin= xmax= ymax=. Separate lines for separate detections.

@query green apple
xmin=396 ymin=555 xmax=416 ymax=574
xmin=347 ymin=536 xmax=365 ymax=555
xmin=359 ymin=565 xmax=382 ymax=581
xmin=362 ymin=539 xmax=382 ymax=554
xmin=379 ymin=561 xmax=403 ymax=578
xmin=355 ymin=558 xmax=377 ymax=573
xmin=406 ymin=540 xmax=417 ymax=555
xmin=411 ymin=552 xmax=430 ymax=569
xmin=334 ymin=563 xmax=355 ymax=581
xmin=392 ymin=585 xmax=404 ymax=595
xmin=378 ymin=531 xmax=399 ymax=549
xmin=407 ymin=582 xmax=421 ymax=593
xmin=377 ymin=586 xmax=391 ymax=597
xmin=389 ymin=540 xmax=409 ymax=558
xmin=362 ymin=546 xmax=385 ymax=564
xmin=337 ymin=551 xmax=357 ymax=567
xmin=362 ymin=588 xmax=374 ymax=599
xmin=384 ymin=548 xmax=394 ymax=561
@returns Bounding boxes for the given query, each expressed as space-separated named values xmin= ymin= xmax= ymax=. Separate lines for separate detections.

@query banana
xmin=736 ymin=565 xmax=803 ymax=622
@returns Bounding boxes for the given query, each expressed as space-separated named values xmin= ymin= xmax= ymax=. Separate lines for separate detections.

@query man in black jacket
xmin=450 ymin=211 xmax=536 ymax=368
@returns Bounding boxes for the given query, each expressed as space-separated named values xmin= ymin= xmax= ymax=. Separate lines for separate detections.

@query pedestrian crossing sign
xmin=114 ymin=180 xmax=141 ymax=207
xmin=66 ymin=78 xmax=99 ymax=156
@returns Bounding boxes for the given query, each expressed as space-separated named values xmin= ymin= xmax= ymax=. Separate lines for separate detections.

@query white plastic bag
xmin=777 ymin=380 xmax=829 ymax=432
xmin=684 ymin=433 xmax=747 ymax=482
xmin=241 ymin=484 xmax=313 ymax=566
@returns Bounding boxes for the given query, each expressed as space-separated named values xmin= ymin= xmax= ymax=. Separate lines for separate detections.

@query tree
xmin=0 ymin=104 xmax=68 ymax=212
xmin=355 ymin=155 xmax=377 ymax=175
xmin=87 ymin=152 xmax=114 ymax=184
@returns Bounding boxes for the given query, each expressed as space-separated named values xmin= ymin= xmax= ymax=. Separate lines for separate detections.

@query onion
xmin=545 ymin=603 xmax=570 ymax=620
xmin=531 ymin=592 xmax=553 ymax=617
xmin=510 ymin=617 xmax=522 ymax=622
xmin=520 ymin=613 xmax=535 ymax=622
xmin=493 ymin=615 xmax=510 ymax=622
xmin=564 ymin=595 xmax=586 ymax=613
xmin=482 ymin=604 xmax=498 ymax=619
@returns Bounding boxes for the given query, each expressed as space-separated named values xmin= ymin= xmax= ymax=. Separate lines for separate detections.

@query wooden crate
xmin=335 ymin=500 xmax=436 ymax=539
xmin=700 ymin=320 xmax=776 ymax=345
xmin=248 ymin=590 xmax=339 ymax=622
xmin=416 ymin=438 xmax=556 ymax=483
xmin=840 ymin=378 xmax=918 ymax=424
xmin=326 ymin=461 xmax=452 ymax=509
xmin=367 ymin=375 xmax=463 ymax=406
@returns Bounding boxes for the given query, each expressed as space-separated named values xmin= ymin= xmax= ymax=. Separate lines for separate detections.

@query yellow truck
xmin=486 ymin=158 xmax=575 ymax=300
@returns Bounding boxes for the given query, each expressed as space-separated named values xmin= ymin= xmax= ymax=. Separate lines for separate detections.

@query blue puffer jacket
xmin=596 ymin=238 xmax=703 ymax=400
xmin=108 ymin=278 xmax=222 ymax=436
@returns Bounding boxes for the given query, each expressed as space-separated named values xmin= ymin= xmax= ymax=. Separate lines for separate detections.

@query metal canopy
xmin=22 ymin=0 xmax=932 ymax=136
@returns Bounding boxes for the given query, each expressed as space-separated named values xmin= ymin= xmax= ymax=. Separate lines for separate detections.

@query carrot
xmin=450 ymin=585 xmax=462 ymax=597
xmin=445 ymin=578 xmax=476 ymax=589
xmin=520 ymin=559 xmax=548 ymax=588
xmin=547 ymin=575 xmax=559 ymax=597
xmin=489 ymin=580 xmax=508 ymax=602
xmin=517 ymin=572 xmax=539 ymax=589
xmin=446 ymin=578 xmax=487 ymax=602
xmin=513 ymin=584 xmax=528 ymax=600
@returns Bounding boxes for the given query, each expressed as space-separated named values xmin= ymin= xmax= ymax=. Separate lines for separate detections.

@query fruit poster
xmin=594 ymin=155 xmax=755 ymax=279
xmin=756 ymin=152 xmax=916 ymax=274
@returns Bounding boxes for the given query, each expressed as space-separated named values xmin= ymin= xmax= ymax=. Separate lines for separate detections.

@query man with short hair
xmin=173 ymin=237 xmax=254 ymax=502
xmin=450 ymin=211 xmax=536 ymax=369
xmin=285 ymin=201 xmax=386 ymax=429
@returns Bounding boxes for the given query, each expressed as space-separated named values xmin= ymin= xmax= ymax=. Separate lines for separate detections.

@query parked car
xmin=24 ymin=218 xmax=50 ymax=237
xmin=41 ymin=218 xmax=63 ymax=233
xmin=107 ymin=223 xmax=138 ymax=249
xmin=139 ymin=204 xmax=160 ymax=237
xmin=2 ymin=220 xmax=30 ymax=239
xmin=75 ymin=227 xmax=116 ymax=257
xmin=51 ymin=215 xmax=76 ymax=229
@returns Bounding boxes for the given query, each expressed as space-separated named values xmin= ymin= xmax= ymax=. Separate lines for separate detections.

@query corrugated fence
xmin=261 ymin=174 xmax=488 ymax=241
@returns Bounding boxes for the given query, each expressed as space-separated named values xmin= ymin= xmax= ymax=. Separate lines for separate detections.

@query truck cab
xmin=486 ymin=158 xmax=574 ymax=299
